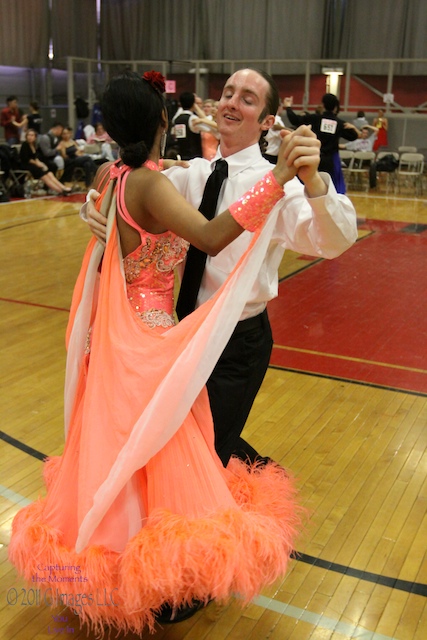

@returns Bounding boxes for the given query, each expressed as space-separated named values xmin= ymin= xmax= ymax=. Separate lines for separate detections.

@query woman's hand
xmin=161 ymin=159 xmax=190 ymax=170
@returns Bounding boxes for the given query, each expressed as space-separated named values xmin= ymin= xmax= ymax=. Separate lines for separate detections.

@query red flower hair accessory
xmin=143 ymin=70 xmax=166 ymax=94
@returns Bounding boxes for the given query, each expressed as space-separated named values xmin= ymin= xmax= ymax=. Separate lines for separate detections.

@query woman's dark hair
xmin=100 ymin=71 xmax=165 ymax=168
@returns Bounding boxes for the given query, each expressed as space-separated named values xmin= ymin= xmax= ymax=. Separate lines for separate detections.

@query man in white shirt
xmin=342 ymin=125 xmax=377 ymax=152
xmin=340 ymin=126 xmax=378 ymax=187
xmin=263 ymin=109 xmax=286 ymax=163
xmin=83 ymin=68 xmax=357 ymax=467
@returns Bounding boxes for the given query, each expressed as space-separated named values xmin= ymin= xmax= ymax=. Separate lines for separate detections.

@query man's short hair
xmin=179 ymin=92 xmax=196 ymax=110
xmin=252 ymin=69 xmax=279 ymax=122
xmin=322 ymin=93 xmax=340 ymax=113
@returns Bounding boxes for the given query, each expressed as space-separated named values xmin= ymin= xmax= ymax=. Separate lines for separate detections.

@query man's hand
xmin=82 ymin=190 xmax=107 ymax=245
xmin=272 ymin=124 xmax=327 ymax=198
xmin=274 ymin=125 xmax=326 ymax=197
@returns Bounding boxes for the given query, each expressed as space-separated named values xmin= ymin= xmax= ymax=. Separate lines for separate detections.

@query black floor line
xmin=0 ymin=430 xmax=46 ymax=461
xmin=269 ymin=363 xmax=427 ymax=398
xmin=293 ymin=552 xmax=427 ymax=596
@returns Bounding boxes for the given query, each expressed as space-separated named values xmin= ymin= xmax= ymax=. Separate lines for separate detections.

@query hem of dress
xmin=9 ymin=458 xmax=304 ymax=636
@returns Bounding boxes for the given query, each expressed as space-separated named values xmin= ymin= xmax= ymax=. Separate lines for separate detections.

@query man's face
xmin=216 ymin=69 xmax=274 ymax=149
xmin=8 ymin=99 xmax=17 ymax=110
xmin=361 ymin=129 xmax=369 ymax=138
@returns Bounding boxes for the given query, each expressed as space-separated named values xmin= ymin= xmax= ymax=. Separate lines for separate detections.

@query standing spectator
xmin=26 ymin=101 xmax=43 ymax=133
xmin=372 ymin=109 xmax=388 ymax=152
xmin=0 ymin=96 xmax=27 ymax=145
xmin=352 ymin=110 xmax=369 ymax=130
xmin=283 ymin=93 xmax=358 ymax=193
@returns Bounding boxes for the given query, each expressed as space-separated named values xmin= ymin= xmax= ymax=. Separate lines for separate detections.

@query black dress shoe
xmin=156 ymin=599 xmax=206 ymax=624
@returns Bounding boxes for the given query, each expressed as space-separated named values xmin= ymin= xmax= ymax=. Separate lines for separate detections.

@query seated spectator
xmin=341 ymin=125 xmax=377 ymax=153
xmin=339 ymin=126 xmax=378 ymax=188
xmin=1 ymin=96 xmax=27 ymax=145
xmin=19 ymin=129 xmax=72 ymax=195
xmin=57 ymin=126 xmax=97 ymax=188
xmin=85 ymin=122 xmax=116 ymax=161
xmin=38 ymin=123 xmax=65 ymax=174
xmin=26 ymin=101 xmax=43 ymax=133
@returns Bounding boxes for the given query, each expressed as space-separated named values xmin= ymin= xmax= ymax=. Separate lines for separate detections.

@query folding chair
xmin=397 ymin=145 xmax=417 ymax=154
xmin=6 ymin=168 xmax=31 ymax=197
xmin=347 ymin=151 xmax=376 ymax=192
xmin=339 ymin=150 xmax=354 ymax=188
xmin=396 ymin=153 xmax=424 ymax=196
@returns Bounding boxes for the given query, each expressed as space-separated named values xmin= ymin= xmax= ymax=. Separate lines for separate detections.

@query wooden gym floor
xmin=0 ymin=181 xmax=426 ymax=639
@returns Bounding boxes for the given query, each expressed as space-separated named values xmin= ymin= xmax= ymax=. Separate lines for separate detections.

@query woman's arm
xmin=126 ymin=126 xmax=321 ymax=254
xmin=84 ymin=125 xmax=324 ymax=250
xmin=57 ymin=142 xmax=67 ymax=159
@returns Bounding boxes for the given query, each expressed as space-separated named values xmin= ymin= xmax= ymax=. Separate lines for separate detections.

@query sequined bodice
xmin=111 ymin=160 xmax=189 ymax=329
xmin=124 ymin=232 xmax=188 ymax=328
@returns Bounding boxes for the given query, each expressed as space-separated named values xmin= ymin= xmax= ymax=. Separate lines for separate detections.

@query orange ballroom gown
xmin=9 ymin=162 xmax=302 ymax=635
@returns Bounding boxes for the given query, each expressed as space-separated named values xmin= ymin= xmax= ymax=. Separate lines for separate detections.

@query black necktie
xmin=176 ymin=159 xmax=228 ymax=320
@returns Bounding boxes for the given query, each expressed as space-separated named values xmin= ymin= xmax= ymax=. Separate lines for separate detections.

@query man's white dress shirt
xmin=165 ymin=142 xmax=357 ymax=320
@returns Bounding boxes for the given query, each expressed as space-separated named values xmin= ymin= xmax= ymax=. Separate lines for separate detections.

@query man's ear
xmin=260 ymin=114 xmax=275 ymax=131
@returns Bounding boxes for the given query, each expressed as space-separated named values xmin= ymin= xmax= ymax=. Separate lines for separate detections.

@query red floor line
xmin=0 ymin=297 xmax=69 ymax=313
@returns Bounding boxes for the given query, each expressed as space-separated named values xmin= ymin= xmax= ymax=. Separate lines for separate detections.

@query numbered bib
xmin=320 ymin=118 xmax=337 ymax=134
xmin=174 ymin=124 xmax=187 ymax=139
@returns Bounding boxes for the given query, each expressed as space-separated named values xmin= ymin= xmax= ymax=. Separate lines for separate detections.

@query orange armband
xmin=229 ymin=171 xmax=284 ymax=232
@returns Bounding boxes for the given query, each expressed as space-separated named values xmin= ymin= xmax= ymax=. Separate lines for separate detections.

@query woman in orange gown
xmin=9 ymin=71 xmax=302 ymax=635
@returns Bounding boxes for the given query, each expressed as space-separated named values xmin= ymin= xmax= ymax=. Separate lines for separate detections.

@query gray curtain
xmin=52 ymin=0 xmax=97 ymax=64
xmin=204 ymin=0 xmax=327 ymax=64
xmin=0 ymin=0 xmax=49 ymax=67
xmin=100 ymin=0 xmax=201 ymax=61
xmin=0 ymin=0 xmax=426 ymax=71
xmin=338 ymin=0 xmax=427 ymax=73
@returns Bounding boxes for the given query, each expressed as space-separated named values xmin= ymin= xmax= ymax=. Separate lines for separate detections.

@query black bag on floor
xmin=376 ymin=154 xmax=399 ymax=172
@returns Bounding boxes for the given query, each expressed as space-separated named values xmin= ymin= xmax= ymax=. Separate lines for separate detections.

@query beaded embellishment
xmin=229 ymin=170 xmax=284 ymax=232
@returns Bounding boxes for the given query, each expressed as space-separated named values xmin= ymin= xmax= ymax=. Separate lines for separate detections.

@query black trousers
xmin=206 ymin=309 xmax=273 ymax=466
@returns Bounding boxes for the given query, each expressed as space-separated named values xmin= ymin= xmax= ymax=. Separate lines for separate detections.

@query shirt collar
xmin=211 ymin=142 xmax=263 ymax=179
